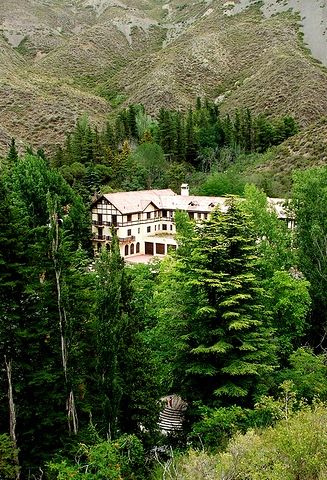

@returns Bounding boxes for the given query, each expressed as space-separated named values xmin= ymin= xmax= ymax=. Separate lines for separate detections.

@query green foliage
xmin=242 ymin=184 xmax=294 ymax=275
xmin=152 ymin=449 xmax=217 ymax=480
xmin=292 ymin=166 xmax=327 ymax=344
xmin=92 ymin=235 xmax=160 ymax=439
xmin=0 ymin=434 xmax=20 ymax=479
xmin=6 ymin=138 xmax=19 ymax=165
xmin=153 ymin=200 xmax=276 ymax=409
xmin=264 ymin=272 xmax=310 ymax=360
xmin=51 ymin=102 xmax=298 ymax=195
xmin=242 ymin=185 xmax=310 ymax=361
xmin=48 ymin=434 xmax=145 ymax=479
xmin=278 ymin=348 xmax=327 ymax=402
xmin=197 ymin=171 xmax=246 ymax=196
xmin=190 ymin=405 xmax=252 ymax=450
xmin=126 ymin=142 xmax=169 ymax=189
xmin=216 ymin=402 xmax=327 ymax=480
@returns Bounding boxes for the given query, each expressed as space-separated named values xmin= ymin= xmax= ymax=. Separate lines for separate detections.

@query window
xmin=147 ymin=212 xmax=151 ymax=219
xmin=97 ymin=213 xmax=103 ymax=224
xmin=162 ymin=210 xmax=167 ymax=217
xmin=112 ymin=215 xmax=117 ymax=226
xmin=138 ymin=213 xmax=141 ymax=220
xmin=204 ymin=213 xmax=208 ymax=219
xmin=136 ymin=242 xmax=140 ymax=253
xmin=127 ymin=214 xmax=132 ymax=222
xmin=138 ymin=228 xmax=140 ymax=234
xmin=162 ymin=224 xmax=167 ymax=231
xmin=98 ymin=227 xmax=103 ymax=240
xmin=130 ymin=243 xmax=135 ymax=255
xmin=147 ymin=226 xmax=151 ymax=233
xmin=189 ymin=212 xmax=194 ymax=220
xmin=170 ymin=225 xmax=173 ymax=231
xmin=127 ymin=229 xmax=132 ymax=236
xmin=125 ymin=245 xmax=129 ymax=256
xmin=155 ymin=225 xmax=157 ymax=231
xmin=197 ymin=213 xmax=201 ymax=219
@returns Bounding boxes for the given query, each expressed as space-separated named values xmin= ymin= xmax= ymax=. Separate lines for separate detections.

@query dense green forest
xmin=2 ymin=102 xmax=327 ymax=479
xmin=49 ymin=101 xmax=298 ymax=198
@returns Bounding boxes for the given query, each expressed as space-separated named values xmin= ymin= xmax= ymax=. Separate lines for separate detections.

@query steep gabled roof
xmin=92 ymin=189 xmax=288 ymax=218
xmin=94 ymin=189 xmax=176 ymax=214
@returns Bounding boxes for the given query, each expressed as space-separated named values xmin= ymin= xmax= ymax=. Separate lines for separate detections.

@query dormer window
xmin=209 ymin=202 xmax=215 ymax=208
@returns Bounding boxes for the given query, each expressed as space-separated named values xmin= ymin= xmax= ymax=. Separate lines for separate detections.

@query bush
xmin=0 ymin=434 xmax=20 ymax=480
xmin=217 ymin=403 xmax=327 ymax=480
xmin=48 ymin=434 xmax=145 ymax=479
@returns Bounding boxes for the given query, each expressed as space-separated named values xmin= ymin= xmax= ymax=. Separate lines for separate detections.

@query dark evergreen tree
xmin=127 ymin=105 xmax=138 ymax=139
xmin=103 ymin=121 xmax=117 ymax=151
xmin=6 ymin=139 xmax=18 ymax=165
xmin=185 ymin=108 xmax=197 ymax=166
xmin=175 ymin=112 xmax=186 ymax=162
xmin=156 ymin=202 xmax=276 ymax=408
xmin=243 ymin=108 xmax=253 ymax=152
xmin=157 ymin=108 xmax=176 ymax=158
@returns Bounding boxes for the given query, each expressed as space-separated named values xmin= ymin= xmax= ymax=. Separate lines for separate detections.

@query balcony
xmin=97 ymin=235 xmax=136 ymax=243
xmin=118 ymin=236 xmax=136 ymax=243
xmin=92 ymin=220 xmax=111 ymax=226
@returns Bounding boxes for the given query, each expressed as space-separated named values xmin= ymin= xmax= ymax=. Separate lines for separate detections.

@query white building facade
xmin=91 ymin=185 xmax=291 ymax=261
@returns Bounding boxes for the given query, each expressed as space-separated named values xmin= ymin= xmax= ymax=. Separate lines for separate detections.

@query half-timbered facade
xmin=91 ymin=185 xmax=291 ymax=261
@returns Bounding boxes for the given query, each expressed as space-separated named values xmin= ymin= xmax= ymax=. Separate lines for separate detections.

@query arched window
xmin=125 ymin=245 xmax=129 ymax=256
xmin=136 ymin=242 xmax=140 ymax=253
xmin=130 ymin=243 xmax=135 ymax=255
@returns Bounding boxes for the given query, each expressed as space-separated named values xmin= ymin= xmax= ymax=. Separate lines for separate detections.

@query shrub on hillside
xmin=217 ymin=402 xmax=327 ymax=480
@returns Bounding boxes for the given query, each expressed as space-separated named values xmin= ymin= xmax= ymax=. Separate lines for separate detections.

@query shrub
xmin=217 ymin=403 xmax=327 ymax=480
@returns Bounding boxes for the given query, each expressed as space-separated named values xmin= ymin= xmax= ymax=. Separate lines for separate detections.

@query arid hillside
xmin=247 ymin=117 xmax=327 ymax=196
xmin=0 ymin=0 xmax=326 ymax=154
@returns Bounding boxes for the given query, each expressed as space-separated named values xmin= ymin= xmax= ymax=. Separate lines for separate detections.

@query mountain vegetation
xmin=0 ymin=0 xmax=326 ymax=162
xmin=1 ymin=142 xmax=327 ymax=477
xmin=1 ymin=0 xmax=327 ymax=478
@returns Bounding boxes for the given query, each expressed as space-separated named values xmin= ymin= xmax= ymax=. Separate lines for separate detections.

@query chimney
xmin=181 ymin=183 xmax=189 ymax=196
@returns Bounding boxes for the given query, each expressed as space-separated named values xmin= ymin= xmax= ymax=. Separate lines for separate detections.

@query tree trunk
xmin=50 ymin=208 xmax=78 ymax=435
xmin=4 ymin=356 xmax=20 ymax=479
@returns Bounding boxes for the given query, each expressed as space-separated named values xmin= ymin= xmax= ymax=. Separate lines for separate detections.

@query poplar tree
xmin=3 ymin=155 xmax=92 ymax=471
xmin=93 ymin=233 xmax=160 ymax=438
xmin=93 ymin=233 xmax=127 ymax=438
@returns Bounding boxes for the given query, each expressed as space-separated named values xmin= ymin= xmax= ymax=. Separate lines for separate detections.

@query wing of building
xmin=91 ymin=185 xmax=293 ymax=262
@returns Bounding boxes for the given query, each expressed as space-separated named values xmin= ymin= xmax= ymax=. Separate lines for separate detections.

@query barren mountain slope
xmin=111 ymin=5 xmax=327 ymax=126
xmin=0 ymin=0 xmax=326 ymax=155
xmin=247 ymin=118 xmax=327 ymax=195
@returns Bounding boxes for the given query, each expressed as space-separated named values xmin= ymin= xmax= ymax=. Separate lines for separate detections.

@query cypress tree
xmin=175 ymin=112 xmax=186 ymax=162
xmin=127 ymin=105 xmax=138 ymax=139
xmin=185 ymin=108 xmax=197 ymax=166
xmin=6 ymin=138 xmax=18 ymax=165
